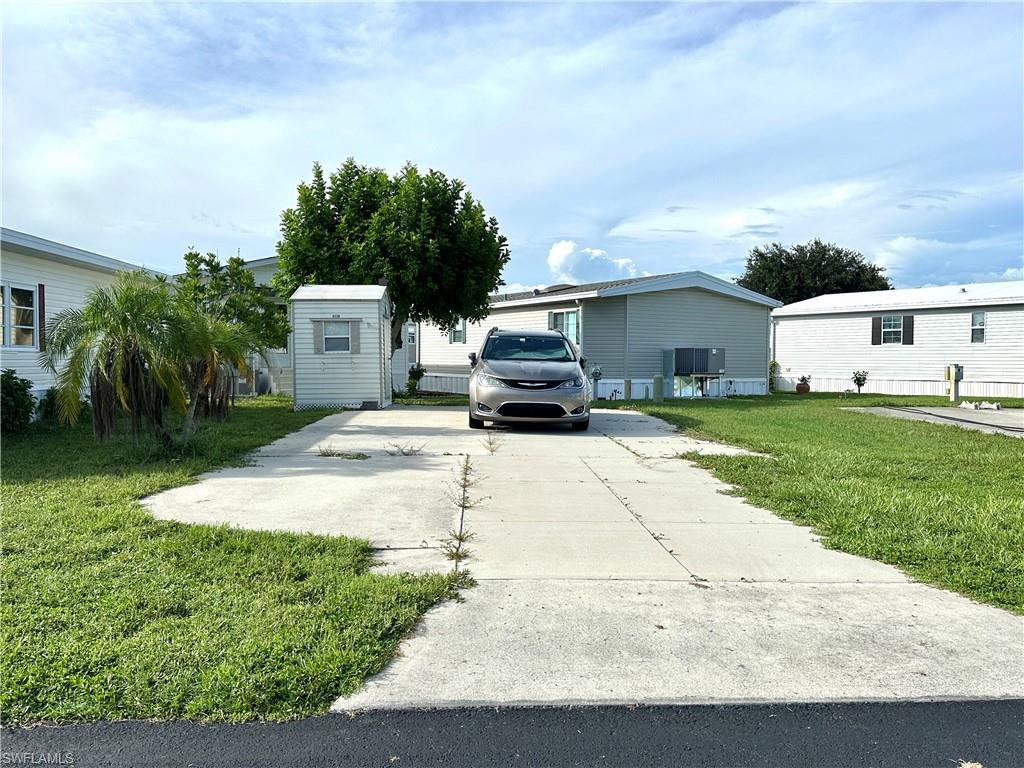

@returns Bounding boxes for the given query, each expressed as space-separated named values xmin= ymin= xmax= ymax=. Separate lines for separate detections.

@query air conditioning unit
xmin=663 ymin=347 xmax=726 ymax=376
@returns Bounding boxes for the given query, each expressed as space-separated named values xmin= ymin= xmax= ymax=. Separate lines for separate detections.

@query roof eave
xmin=597 ymin=272 xmax=783 ymax=307
xmin=1 ymin=227 xmax=168 ymax=277
xmin=774 ymin=296 xmax=1024 ymax=316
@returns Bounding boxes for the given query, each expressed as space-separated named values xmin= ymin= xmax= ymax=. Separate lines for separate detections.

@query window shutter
xmin=871 ymin=316 xmax=882 ymax=345
xmin=313 ymin=320 xmax=324 ymax=354
xmin=548 ymin=311 xmax=555 ymax=330
xmin=461 ymin=320 xmax=467 ymax=344
xmin=902 ymin=315 xmax=914 ymax=345
xmin=37 ymin=283 xmax=46 ymax=351
xmin=350 ymin=320 xmax=360 ymax=354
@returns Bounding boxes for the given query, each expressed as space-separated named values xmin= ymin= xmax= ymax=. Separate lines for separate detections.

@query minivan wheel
xmin=469 ymin=414 xmax=485 ymax=429
xmin=571 ymin=418 xmax=590 ymax=432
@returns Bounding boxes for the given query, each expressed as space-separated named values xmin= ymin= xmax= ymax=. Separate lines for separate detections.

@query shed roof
xmin=490 ymin=271 xmax=781 ymax=308
xmin=773 ymin=280 xmax=1024 ymax=317
xmin=290 ymin=284 xmax=387 ymax=301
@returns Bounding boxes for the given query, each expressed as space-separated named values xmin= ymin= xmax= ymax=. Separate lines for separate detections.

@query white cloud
xmin=1 ymin=1 xmax=1020 ymax=289
xmin=546 ymin=240 xmax=640 ymax=285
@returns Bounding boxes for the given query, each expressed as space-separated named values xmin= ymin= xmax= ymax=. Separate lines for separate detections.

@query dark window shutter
xmin=36 ymin=283 xmax=46 ymax=351
xmin=461 ymin=319 xmax=467 ymax=344
xmin=871 ymin=316 xmax=881 ymax=345
xmin=902 ymin=315 xmax=914 ymax=345
xmin=548 ymin=311 xmax=555 ymax=330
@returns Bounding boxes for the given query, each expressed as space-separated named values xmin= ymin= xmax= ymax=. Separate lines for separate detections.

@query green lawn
xmin=605 ymin=393 xmax=1024 ymax=612
xmin=1 ymin=396 xmax=459 ymax=724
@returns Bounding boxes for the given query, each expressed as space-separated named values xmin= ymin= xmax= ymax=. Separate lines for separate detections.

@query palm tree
xmin=176 ymin=309 xmax=258 ymax=440
xmin=42 ymin=272 xmax=186 ymax=445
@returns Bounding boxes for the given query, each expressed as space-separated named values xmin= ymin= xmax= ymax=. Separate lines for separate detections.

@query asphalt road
xmin=3 ymin=700 xmax=1022 ymax=768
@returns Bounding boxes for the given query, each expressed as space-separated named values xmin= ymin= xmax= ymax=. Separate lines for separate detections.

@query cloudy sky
xmin=3 ymin=2 xmax=1022 ymax=289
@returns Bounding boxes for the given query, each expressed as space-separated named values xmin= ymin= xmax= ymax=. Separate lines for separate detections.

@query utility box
xmin=669 ymin=347 xmax=726 ymax=376
xmin=945 ymin=364 xmax=963 ymax=382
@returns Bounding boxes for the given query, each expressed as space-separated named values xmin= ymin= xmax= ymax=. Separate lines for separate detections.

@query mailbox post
xmin=945 ymin=364 xmax=963 ymax=402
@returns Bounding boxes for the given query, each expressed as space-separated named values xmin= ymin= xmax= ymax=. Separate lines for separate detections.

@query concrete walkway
xmin=850 ymin=406 xmax=1024 ymax=438
xmin=142 ymin=407 xmax=1024 ymax=709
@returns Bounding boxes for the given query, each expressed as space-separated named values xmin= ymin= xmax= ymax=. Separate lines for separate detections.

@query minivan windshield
xmin=482 ymin=335 xmax=576 ymax=362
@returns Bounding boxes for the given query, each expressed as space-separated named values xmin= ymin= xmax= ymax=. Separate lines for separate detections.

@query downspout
xmin=767 ymin=310 xmax=774 ymax=394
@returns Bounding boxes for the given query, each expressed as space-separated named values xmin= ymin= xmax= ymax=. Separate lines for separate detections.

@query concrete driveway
xmin=143 ymin=406 xmax=1024 ymax=708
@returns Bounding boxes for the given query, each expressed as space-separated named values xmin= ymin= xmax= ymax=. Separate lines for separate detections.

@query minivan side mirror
xmin=468 ymin=352 xmax=478 ymax=366
xmin=579 ymin=356 xmax=587 ymax=368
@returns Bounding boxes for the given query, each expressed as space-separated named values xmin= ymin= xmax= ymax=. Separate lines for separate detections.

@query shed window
xmin=971 ymin=312 xmax=985 ymax=344
xmin=549 ymin=310 xmax=580 ymax=344
xmin=881 ymin=315 xmax=902 ymax=344
xmin=2 ymin=284 xmax=36 ymax=348
xmin=449 ymin=319 xmax=466 ymax=344
xmin=323 ymin=320 xmax=351 ymax=352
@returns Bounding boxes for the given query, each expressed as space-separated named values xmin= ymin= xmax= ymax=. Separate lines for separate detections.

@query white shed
xmin=289 ymin=285 xmax=393 ymax=410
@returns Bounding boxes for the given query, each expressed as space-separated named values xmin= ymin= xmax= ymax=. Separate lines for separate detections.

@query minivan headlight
xmin=477 ymin=374 xmax=507 ymax=388
xmin=558 ymin=377 xmax=585 ymax=389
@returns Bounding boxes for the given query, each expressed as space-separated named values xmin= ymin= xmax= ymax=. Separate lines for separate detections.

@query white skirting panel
xmin=595 ymin=377 xmax=768 ymax=400
xmin=775 ymin=376 xmax=1024 ymax=398
xmin=420 ymin=373 xmax=470 ymax=394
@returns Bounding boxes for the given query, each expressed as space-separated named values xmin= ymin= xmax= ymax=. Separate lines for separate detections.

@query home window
xmin=2 ymin=283 xmax=37 ymax=348
xmin=881 ymin=314 xmax=902 ymax=344
xmin=449 ymin=319 xmax=466 ymax=344
xmin=323 ymin=320 xmax=351 ymax=352
xmin=549 ymin=309 xmax=580 ymax=344
xmin=971 ymin=312 xmax=985 ymax=344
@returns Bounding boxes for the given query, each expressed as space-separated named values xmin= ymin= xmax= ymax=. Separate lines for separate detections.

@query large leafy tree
xmin=271 ymin=159 xmax=510 ymax=344
xmin=736 ymin=239 xmax=892 ymax=305
xmin=177 ymin=249 xmax=288 ymax=349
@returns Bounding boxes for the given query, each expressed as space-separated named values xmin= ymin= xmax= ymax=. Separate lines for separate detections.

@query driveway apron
xmin=142 ymin=406 xmax=1024 ymax=708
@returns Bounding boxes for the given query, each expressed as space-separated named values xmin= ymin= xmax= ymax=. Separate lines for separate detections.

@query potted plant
xmin=795 ymin=375 xmax=811 ymax=394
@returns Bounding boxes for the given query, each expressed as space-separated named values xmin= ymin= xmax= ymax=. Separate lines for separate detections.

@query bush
xmin=405 ymin=363 xmax=426 ymax=396
xmin=768 ymin=360 xmax=780 ymax=392
xmin=1 ymin=369 xmax=36 ymax=434
xmin=37 ymin=387 xmax=90 ymax=422
xmin=852 ymin=370 xmax=869 ymax=394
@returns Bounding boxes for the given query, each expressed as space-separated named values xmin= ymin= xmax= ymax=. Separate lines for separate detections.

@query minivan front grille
xmin=500 ymin=379 xmax=562 ymax=390
xmin=496 ymin=403 xmax=567 ymax=418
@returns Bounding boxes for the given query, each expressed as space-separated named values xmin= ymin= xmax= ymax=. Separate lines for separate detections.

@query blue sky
xmin=3 ymin=2 xmax=1022 ymax=289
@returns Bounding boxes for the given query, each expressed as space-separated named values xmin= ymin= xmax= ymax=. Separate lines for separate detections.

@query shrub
xmin=1 ymin=369 xmax=36 ymax=434
xmin=852 ymin=370 xmax=869 ymax=394
xmin=405 ymin=363 xmax=426 ymax=396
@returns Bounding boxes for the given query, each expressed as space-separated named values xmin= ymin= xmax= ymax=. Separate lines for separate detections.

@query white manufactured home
xmin=416 ymin=272 xmax=782 ymax=398
xmin=0 ymin=228 xmax=167 ymax=397
xmin=289 ymin=285 xmax=394 ymax=410
xmin=772 ymin=281 xmax=1024 ymax=397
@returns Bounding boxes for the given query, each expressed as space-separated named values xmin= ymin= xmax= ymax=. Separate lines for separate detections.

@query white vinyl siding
xmin=0 ymin=246 xmax=120 ymax=392
xmin=773 ymin=305 xmax=1024 ymax=397
xmin=419 ymin=302 xmax=579 ymax=373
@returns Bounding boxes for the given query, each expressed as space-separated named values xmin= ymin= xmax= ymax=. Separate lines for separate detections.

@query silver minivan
xmin=468 ymin=328 xmax=591 ymax=431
